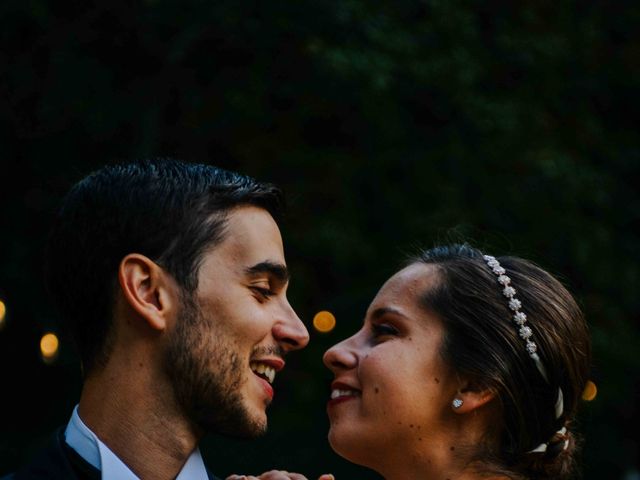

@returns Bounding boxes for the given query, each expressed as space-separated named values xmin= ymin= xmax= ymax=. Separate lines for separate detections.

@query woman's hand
xmin=226 ymin=471 xmax=334 ymax=480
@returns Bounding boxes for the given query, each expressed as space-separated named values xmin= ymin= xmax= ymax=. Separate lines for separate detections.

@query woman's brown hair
xmin=412 ymin=243 xmax=592 ymax=479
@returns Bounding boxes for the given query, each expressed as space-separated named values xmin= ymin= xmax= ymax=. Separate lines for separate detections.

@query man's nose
xmin=273 ymin=299 xmax=310 ymax=352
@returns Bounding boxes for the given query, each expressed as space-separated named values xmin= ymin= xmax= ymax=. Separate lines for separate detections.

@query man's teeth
xmin=331 ymin=389 xmax=359 ymax=399
xmin=250 ymin=362 xmax=276 ymax=384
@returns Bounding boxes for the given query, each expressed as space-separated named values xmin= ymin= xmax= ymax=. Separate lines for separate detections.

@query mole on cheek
xmin=434 ymin=377 xmax=440 ymax=383
xmin=374 ymin=387 xmax=379 ymax=393
xmin=450 ymin=446 xmax=455 ymax=451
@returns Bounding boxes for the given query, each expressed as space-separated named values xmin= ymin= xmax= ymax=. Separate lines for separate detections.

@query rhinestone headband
xmin=482 ymin=254 xmax=567 ymax=453
xmin=483 ymin=255 xmax=541 ymax=364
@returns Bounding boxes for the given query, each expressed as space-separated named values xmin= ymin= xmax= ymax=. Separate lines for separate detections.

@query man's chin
xmin=207 ymin=420 xmax=267 ymax=439
xmin=197 ymin=409 xmax=267 ymax=439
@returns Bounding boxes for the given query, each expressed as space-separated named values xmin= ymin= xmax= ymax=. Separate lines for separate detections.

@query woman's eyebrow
xmin=370 ymin=306 xmax=409 ymax=321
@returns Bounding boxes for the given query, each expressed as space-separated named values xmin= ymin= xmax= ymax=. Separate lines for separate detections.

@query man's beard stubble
xmin=162 ymin=294 xmax=267 ymax=439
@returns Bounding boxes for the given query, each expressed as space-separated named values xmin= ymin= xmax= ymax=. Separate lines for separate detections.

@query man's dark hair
xmin=44 ymin=157 xmax=284 ymax=375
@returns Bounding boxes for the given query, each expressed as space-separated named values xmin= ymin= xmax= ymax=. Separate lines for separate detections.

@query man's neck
xmin=78 ymin=362 xmax=200 ymax=480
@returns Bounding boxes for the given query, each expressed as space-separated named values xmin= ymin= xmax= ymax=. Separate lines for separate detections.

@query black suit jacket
xmin=1 ymin=428 xmax=221 ymax=480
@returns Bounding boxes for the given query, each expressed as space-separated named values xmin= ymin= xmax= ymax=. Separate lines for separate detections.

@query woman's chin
xmin=328 ymin=427 xmax=372 ymax=468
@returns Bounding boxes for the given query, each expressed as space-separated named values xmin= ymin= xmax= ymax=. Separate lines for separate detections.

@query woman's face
xmin=323 ymin=263 xmax=459 ymax=468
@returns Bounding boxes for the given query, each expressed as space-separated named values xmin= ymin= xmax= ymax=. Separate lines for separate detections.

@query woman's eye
xmin=372 ymin=323 xmax=399 ymax=339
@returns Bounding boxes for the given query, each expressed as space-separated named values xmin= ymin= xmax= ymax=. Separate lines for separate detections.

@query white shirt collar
xmin=64 ymin=404 xmax=209 ymax=480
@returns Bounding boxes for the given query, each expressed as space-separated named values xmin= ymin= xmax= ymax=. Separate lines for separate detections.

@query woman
xmin=323 ymin=243 xmax=592 ymax=479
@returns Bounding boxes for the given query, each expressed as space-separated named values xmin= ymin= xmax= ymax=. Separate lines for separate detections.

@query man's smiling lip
xmin=256 ymin=375 xmax=274 ymax=400
xmin=249 ymin=357 xmax=285 ymax=401
xmin=252 ymin=357 xmax=285 ymax=371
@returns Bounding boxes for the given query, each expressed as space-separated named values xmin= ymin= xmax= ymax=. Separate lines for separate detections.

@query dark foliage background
xmin=1 ymin=1 xmax=638 ymax=478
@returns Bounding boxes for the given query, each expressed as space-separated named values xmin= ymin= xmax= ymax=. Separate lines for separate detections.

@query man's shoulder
xmin=4 ymin=428 xmax=223 ymax=480
xmin=1 ymin=427 xmax=86 ymax=480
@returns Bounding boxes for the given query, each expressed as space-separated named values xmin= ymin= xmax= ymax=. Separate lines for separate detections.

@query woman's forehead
xmin=370 ymin=263 xmax=440 ymax=310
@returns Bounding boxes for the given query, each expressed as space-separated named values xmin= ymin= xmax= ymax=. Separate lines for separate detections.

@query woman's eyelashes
xmin=371 ymin=322 xmax=399 ymax=341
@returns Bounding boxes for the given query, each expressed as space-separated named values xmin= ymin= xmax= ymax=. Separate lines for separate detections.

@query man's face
xmin=164 ymin=206 xmax=309 ymax=437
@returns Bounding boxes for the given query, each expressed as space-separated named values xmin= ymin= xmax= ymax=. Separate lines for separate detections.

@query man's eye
xmin=252 ymin=286 xmax=274 ymax=300
xmin=372 ymin=323 xmax=398 ymax=338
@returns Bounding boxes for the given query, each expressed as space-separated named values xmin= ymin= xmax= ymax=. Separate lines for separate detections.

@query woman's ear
xmin=451 ymin=378 xmax=496 ymax=414
xmin=118 ymin=254 xmax=179 ymax=332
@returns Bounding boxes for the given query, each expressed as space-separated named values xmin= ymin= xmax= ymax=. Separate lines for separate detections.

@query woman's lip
xmin=330 ymin=380 xmax=360 ymax=391
xmin=327 ymin=394 xmax=358 ymax=409
xmin=328 ymin=379 xmax=361 ymax=409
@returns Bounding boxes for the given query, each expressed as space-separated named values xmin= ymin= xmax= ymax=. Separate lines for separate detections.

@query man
xmin=3 ymin=158 xmax=310 ymax=479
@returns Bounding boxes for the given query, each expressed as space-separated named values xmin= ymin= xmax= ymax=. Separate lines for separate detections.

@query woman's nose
xmin=323 ymin=335 xmax=358 ymax=372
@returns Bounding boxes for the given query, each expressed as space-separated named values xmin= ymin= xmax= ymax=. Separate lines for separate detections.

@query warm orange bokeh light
xmin=0 ymin=300 xmax=6 ymax=328
xmin=313 ymin=310 xmax=336 ymax=333
xmin=582 ymin=380 xmax=597 ymax=401
xmin=40 ymin=332 xmax=59 ymax=361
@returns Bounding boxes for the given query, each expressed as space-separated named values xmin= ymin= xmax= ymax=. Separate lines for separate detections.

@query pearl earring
xmin=452 ymin=398 xmax=463 ymax=409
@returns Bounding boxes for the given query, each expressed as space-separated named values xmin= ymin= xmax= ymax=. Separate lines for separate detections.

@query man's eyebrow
xmin=244 ymin=261 xmax=290 ymax=282
xmin=370 ymin=306 xmax=408 ymax=321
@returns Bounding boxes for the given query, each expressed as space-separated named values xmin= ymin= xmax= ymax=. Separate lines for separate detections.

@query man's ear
xmin=118 ymin=254 xmax=178 ymax=332
xmin=451 ymin=377 xmax=496 ymax=414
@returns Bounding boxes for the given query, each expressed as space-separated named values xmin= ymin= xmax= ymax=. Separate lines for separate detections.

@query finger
xmin=257 ymin=471 xmax=308 ymax=480
xmin=318 ymin=475 xmax=335 ymax=480
xmin=257 ymin=470 xmax=285 ymax=479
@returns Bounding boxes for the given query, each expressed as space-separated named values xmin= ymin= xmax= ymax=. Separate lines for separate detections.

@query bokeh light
xmin=40 ymin=332 xmax=59 ymax=364
xmin=313 ymin=310 xmax=336 ymax=333
xmin=0 ymin=299 xmax=6 ymax=330
xmin=582 ymin=380 xmax=598 ymax=401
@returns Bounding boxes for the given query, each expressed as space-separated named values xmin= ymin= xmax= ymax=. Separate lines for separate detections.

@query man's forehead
xmin=223 ymin=205 xmax=282 ymax=238
xmin=214 ymin=205 xmax=286 ymax=266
